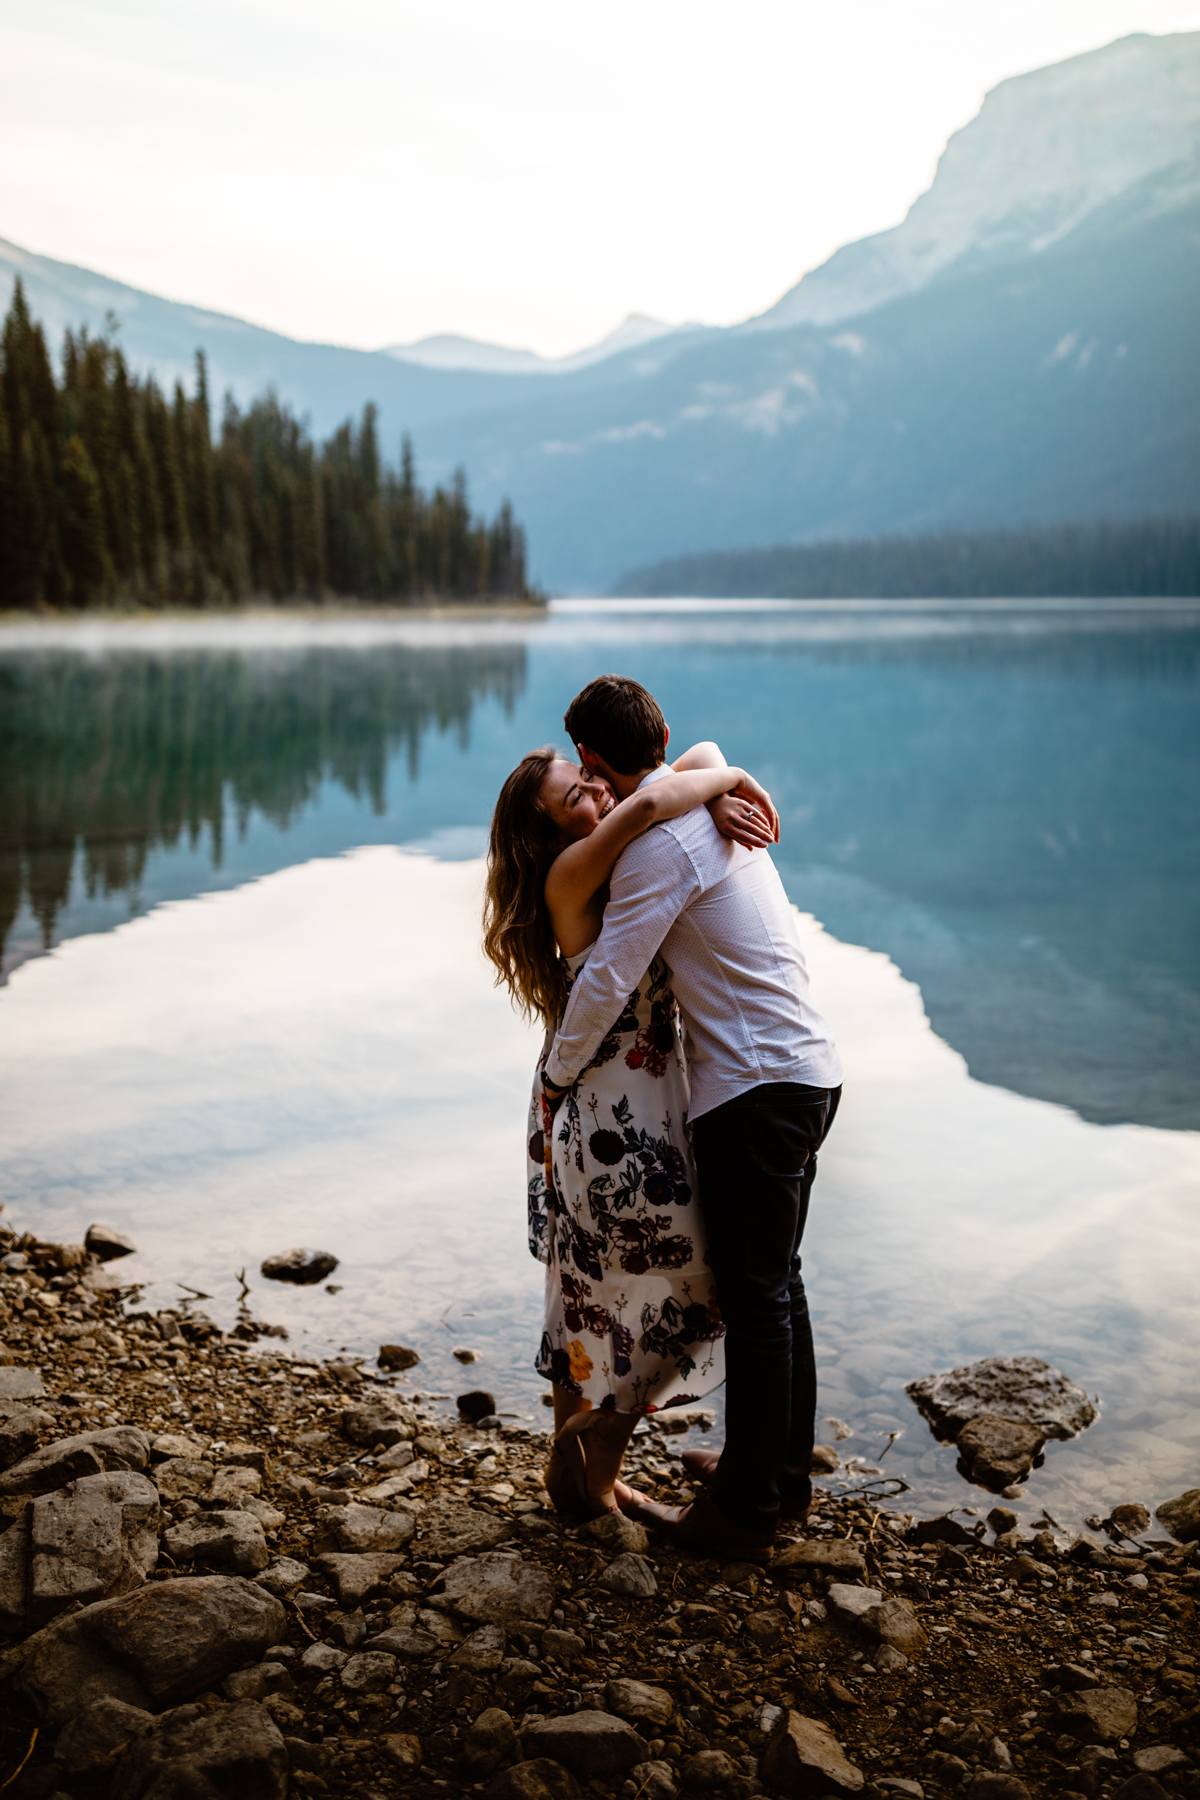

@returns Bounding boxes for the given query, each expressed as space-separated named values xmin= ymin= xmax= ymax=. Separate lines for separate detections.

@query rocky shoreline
xmin=1 ymin=1220 xmax=1196 ymax=1800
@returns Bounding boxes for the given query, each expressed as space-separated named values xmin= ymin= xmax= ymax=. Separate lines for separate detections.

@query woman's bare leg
xmin=544 ymin=1385 xmax=591 ymax=1515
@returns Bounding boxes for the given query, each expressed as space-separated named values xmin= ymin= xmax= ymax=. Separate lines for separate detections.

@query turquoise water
xmin=2 ymin=600 xmax=1198 ymax=1519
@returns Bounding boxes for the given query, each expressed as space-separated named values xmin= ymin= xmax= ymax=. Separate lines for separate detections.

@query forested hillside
xmin=0 ymin=283 xmax=532 ymax=610
xmin=613 ymin=518 xmax=1200 ymax=599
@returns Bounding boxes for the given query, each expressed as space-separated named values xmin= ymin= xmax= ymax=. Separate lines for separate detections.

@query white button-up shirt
xmin=545 ymin=767 xmax=842 ymax=1120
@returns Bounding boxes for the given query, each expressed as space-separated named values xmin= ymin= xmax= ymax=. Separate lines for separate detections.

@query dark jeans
xmin=691 ymin=1079 xmax=841 ymax=1534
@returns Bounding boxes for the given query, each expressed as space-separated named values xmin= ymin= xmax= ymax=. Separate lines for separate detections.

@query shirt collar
xmin=636 ymin=766 xmax=672 ymax=790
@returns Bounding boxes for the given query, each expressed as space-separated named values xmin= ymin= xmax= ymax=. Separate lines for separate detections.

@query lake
xmin=2 ymin=599 xmax=1198 ymax=1524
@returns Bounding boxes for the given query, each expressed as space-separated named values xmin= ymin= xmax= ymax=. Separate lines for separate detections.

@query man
xmin=542 ymin=674 xmax=842 ymax=1557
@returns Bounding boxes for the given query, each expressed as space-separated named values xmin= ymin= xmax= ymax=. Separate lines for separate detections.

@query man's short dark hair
xmin=563 ymin=675 xmax=667 ymax=775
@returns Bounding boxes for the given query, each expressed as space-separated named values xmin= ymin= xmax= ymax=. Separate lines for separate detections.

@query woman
xmin=483 ymin=741 xmax=777 ymax=1517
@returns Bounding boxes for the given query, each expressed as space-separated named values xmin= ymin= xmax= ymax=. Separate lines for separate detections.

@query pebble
xmin=259 ymin=1248 xmax=338 ymax=1284
xmin=598 ymin=1551 xmax=658 ymax=1596
xmin=377 ymin=1342 xmax=421 ymax=1371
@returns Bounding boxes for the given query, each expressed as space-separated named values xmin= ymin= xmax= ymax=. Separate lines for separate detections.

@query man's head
xmin=563 ymin=675 xmax=669 ymax=795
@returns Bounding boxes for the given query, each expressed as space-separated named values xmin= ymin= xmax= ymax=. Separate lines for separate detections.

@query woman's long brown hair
xmin=483 ymin=747 xmax=569 ymax=1027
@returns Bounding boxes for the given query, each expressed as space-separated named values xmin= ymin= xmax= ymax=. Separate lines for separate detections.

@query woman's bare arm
xmin=544 ymin=764 xmax=748 ymax=913
xmin=673 ymin=740 xmax=780 ymax=842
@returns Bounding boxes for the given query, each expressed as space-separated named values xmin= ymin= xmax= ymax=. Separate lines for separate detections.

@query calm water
xmin=2 ymin=601 xmax=1198 ymax=1521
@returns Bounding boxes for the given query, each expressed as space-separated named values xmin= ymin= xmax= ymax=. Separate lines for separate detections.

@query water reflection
xmin=0 ymin=641 xmax=527 ymax=975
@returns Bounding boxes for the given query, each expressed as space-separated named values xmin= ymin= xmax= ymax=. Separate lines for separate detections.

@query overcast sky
xmin=3 ymin=0 xmax=1197 ymax=357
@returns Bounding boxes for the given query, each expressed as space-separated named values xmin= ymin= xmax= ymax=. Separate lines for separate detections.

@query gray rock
xmin=987 ymin=1507 xmax=1018 ymax=1534
xmin=462 ymin=1705 xmax=519 ymax=1775
xmin=150 ymin=1433 xmax=207 ymax=1462
xmin=315 ymin=1550 xmax=408 ymax=1604
xmin=10 ymin=1575 xmax=285 ymax=1726
xmin=628 ymin=1762 xmax=679 ymax=1800
xmin=85 ymin=1222 xmax=137 ymax=1261
xmin=255 ymin=1556 xmax=310 ymax=1598
xmin=0 ymin=1367 xmax=46 ymax=1402
xmin=222 ymin=1661 xmax=293 ymax=1701
xmin=367 ymin=1624 xmax=442 ymax=1659
xmin=260 ymin=1247 xmax=338 ymax=1284
xmin=1133 ymin=1748 xmax=1190 ymax=1775
xmin=825 ymin=1581 xmax=927 ymax=1656
xmin=683 ymin=1748 xmax=740 ymax=1787
xmin=760 ymin=1709 xmax=865 ymax=1793
xmin=582 ymin=1509 xmax=650 ymax=1554
xmin=163 ymin=1509 xmax=268 ymax=1576
xmin=340 ymin=1649 xmax=397 ymax=1693
xmin=486 ymin=1760 xmax=582 ymax=1800
xmin=451 ymin=1622 xmax=508 ymax=1670
xmin=339 ymin=1399 xmax=413 ymax=1448
xmin=1154 ymin=1488 xmax=1200 ymax=1542
xmin=315 ymin=1500 xmax=415 ymax=1553
xmin=56 ymin=1697 xmax=153 ymax=1776
xmin=956 ymin=1414 xmax=1045 ymax=1490
xmin=453 ymin=1346 xmax=479 ymax=1363
xmin=299 ymin=1641 xmax=347 ymax=1676
xmin=153 ymin=1457 xmax=215 ymax=1501
xmin=0 ymin=1426 xmax=150 ymax=1497
xmin=523 ymin=1709 xmax=647 ymax=1778
xmin=605 ymin=1677 xmax=674 ymax=1728
xmin=541 ymin=1627 xmax=586 ymax=1663
xmin=415 ymin=1498 xmax=512 ymax=1558
xmin=0 ymin=1404 xmax=54 ymax=1472
xmin=434 ymin=1551 xmax=555 ymax=1623
xmin=597 ymin=1551 xmax=657 ymax=1596
xmin=208 ymin=1464 xmax=261 ymax=1506
xmin=827 ymin=1582 xmax=884 ymax=1625
xmin=907 ymin=1356 xmax=1095 ymax=1441
xmin=772 ymin=1537 xmax=867 ymax=1579
xmin=0 ymin=1507 xmax=30 ymax=1632
xmin=110 ymin=1698 xmax=287 ymax=1799
xmin=28 ymin=1470 xmax=160 ymax=1624
xmin=1053 ymin=1684 xmax=1138 ymax=1744
xmin=457 ymin=1389 xmax=498 ymax=1423
xmin=378 ymin=1342 xmax=421 ymax=1371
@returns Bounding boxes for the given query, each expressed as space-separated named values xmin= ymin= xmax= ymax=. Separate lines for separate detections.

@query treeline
xmin=612 ymin=517 xmax=1200 ymax=600
xmin=0 ymin=281 xmax=533 ymax=610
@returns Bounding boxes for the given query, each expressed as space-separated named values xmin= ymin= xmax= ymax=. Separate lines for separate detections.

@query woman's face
xmin=539 ymin=757 xmax=616 ymax=840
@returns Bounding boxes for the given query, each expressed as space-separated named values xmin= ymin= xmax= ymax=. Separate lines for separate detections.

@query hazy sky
xmin=3 ymin=0 xmax=1198 ymax=356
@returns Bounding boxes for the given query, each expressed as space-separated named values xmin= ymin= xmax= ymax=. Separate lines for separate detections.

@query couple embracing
xmin=483 ymin=675 xmax=841 ymax=1560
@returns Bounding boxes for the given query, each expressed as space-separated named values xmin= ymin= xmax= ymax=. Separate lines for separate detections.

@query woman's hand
xmin=732 ymin=771 xmax=780 ymax=840
xmin=709 ymin=791 xmax=776 ymax=850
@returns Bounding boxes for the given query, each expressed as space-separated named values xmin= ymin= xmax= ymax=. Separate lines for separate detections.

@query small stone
xmin=1053 ymin=1685 xmax=1138 ymax=1744
xmin=315 ymin=1551 xmax=408 ymax=1604
xmin=486 ymin=1760 xmax=582 ymax=1800
xmin=1154 ymin=1488 xmax=1200 ymax=1542
xmin=453 ymin=1347 xmax=479 ymax=1363
xmin=745 ymin=1607 xmax=788 ymax=1644
xmin=433 ymin=1551 xmax=555 ymax=1623
xmin=340 ymin=1399 xmax=413 ymax=1449
xmin=583 ymin=1509 xmax=650 ymax=1554
xmin=987 ymin=1507 xmax=1018 ymax=1534
xmin=300 ymin=1641 xmax=347 ymax=1676
xmin=163 ymin=1509 xmax=268 ymax=1576
xmin=340 ymin=1649 xmax=397 ymax=1693
xmin=605 ymin=1677 xmax=674 ymax=1728
xmin=1132 ymin=1746 xmax=1189 ymax=1775
xmin=458 ymin=1389 xmax=499 ymax=1423
xmin=315 ymin=1501 xmax=415 ymax=1553
xmin=462 ymin=1706 xmax=519 ymax=1775
xmin=84 ymin=1223 xmax=137 ymax=1261
xmin=760 ymin=1709 xmax=864 ymax=1793
xmin=1113 ymin=1778 xmax=1170 ymax=1800
xmin=542 ymin=1626 xmax=585 ymax=1662
xmin=772 ymin=1538 xmax=867 ymax=1579
xmin=153 ymin=1457 xmax=215 ymax=1501
xmin=1109 ymin=1502 xmax=1151 ymax=1536
xmin=683 ymin=1748 xmax=739 ymax=1787
xmin=260 ymin=1248 xmax=338 ymax=1284
xmin=877 ymin=1782 xmax=924 ymax=1799
xmin=963 ymin=1778 xmax=1031 ymax=1800
xmin=414 ymin=1498 xmax=511 ymax=1558
xmin=378 ymin=1342 xmax=421 ymax=1371
xmin=367 ymin=1624 xmax=442 ymax=1659
xmin=810 ymin=1444 xmax=840 ymax=1474
xmin=598 ymin=1551 xmax=657 ymax=1596
xmin=628 ymin=1761 xmax=678 ymax=1800
xmin=209 ymin=1464 xmax=262 ymax=1505
xmin=0 ymin=1404 xmax=54 ymax=1471
xmin=150 ymin=1433 xmax=207 ymax=1462
xmin=256 ymin=1557 xmax=310 ymax=1598
xmin=827 ymin=1582 xmax=883 ymax=1626
xmin=109 ymin=1698 xmax=287 ymax=1798
xmin=523 ymin=1710 xmax=647 ymax=1778
xmin=382 ymin=1732 xmax=423 ymax=1769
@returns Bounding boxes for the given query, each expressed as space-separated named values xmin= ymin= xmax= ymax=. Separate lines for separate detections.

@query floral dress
xmin=527 ymin=947 xmax=726 ymax=1415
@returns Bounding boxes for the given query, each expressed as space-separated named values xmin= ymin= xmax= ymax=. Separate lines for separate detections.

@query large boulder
xmin=0 ymin=1427 xmax=151 ymax=1500
xmin=7 ymin=1576 xmax=285 ymax=1726
xmin=29 ymin=1471 xmax=161 ymax=1624
xmin=907 ymin=1356 xmax=1095 ymax=1441
xmin=110 ymin=1699 xmax=287 ymax=1798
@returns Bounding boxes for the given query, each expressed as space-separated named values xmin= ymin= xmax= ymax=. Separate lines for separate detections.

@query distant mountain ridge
xmin=383 ymin=314 xmax=688 ymax=374
xmin=3 ymin=29 xmax=1197 ymax=591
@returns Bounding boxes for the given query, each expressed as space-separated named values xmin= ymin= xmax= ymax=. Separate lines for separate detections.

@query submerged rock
xmin=378 ymin=1342 xmax=421 ymax=1371
xmin=84 ymin=1222 xmax=137 ymax=1261
xmin=956 ymin=1414 xmax=1046 ymax=1490
xmin=1154 ymin=1488 xmax=1200 ymax=1542
xmin=457 ymin=1388 xmax=498 ymax=1423
xmin=260 ymin=1247 xmax=338 ymax=1284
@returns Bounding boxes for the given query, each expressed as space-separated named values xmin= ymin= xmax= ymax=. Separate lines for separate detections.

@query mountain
xmin=3 ymin=30 xmax=1197 ymax=592
xmin=753 ymin=30 xmax=1200 ymax=331
xmin=384 ymin=313 xmax=686 ymax=374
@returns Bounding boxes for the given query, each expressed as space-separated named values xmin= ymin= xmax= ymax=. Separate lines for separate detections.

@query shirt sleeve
xmin=544 ymin=826 xmax=699 ymax=1088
